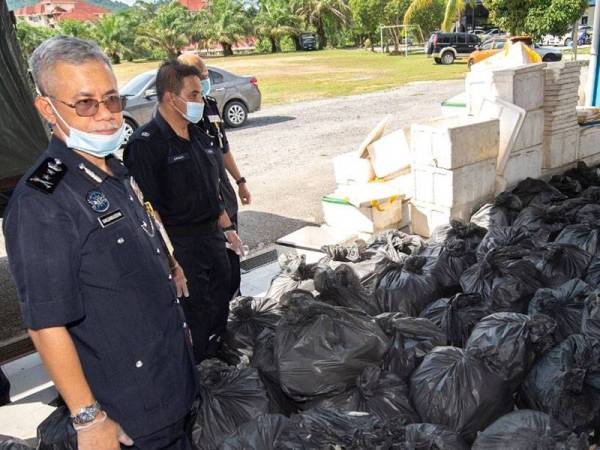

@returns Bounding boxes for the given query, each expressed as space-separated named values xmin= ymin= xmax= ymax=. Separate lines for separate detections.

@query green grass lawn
xmin=113 ymin=49 xmax=468 ymax=107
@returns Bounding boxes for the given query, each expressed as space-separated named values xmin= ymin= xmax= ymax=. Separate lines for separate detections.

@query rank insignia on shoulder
xmin=26 ymin=158 xmax=67 ymax=194
xmin=141 ymin=132 xmax=150 ymax=137
xmin=86 ymin=190 xmax=110 ymax=213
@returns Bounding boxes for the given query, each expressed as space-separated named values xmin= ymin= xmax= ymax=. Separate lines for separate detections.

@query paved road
xmin=226 ymin=79 xmax=465 ymax=250
xmin=0 ymin=79 xmax=464 ymax=340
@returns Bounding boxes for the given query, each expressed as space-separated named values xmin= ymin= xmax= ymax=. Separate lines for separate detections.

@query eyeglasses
xmin=50 ymin=94 xmax=127 ymax=117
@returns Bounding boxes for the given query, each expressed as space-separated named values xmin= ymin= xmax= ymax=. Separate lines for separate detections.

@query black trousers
xmin=227 ymin=213 xmax=241 ymax=299
xmin=122 ymin=413 xmax=196 ymax=450
xmin=172 ymin=230 xmax=231 ymax=364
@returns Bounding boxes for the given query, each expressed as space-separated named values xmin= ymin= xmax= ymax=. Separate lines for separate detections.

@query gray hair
xmin=30 ymin=35 xmax=112 ymax=95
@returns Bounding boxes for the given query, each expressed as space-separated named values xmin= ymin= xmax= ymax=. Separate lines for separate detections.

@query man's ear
xmin=34 ymin=96 xmax=57 ymax=125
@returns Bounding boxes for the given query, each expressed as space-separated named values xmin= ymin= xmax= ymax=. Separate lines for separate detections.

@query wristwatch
xmin=71 ymin=401 xmax=102 ymax=426
xmin=223 ymin=225 xmax=236 ymax=232
xmin=235 ymin=177 xmax=246 ymax=186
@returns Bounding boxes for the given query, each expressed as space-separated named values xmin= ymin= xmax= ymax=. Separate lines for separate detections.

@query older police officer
xmin=3 ymin=37 xmax=197 ymax=450
xmin=124 ymin=60 xmax=244 ymax=364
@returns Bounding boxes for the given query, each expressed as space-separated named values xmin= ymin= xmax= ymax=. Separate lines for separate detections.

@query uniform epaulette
xmin=204 ymin=96 xmax=218 ymax=106
xmin=130 ymin=123 xmax=158 ymax=142
xmin=26 ymin=157 xmax=67 ymax=194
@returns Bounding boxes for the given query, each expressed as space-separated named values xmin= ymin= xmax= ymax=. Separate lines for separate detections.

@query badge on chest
xmin=86 ymin=190 xmax=110 ymax=213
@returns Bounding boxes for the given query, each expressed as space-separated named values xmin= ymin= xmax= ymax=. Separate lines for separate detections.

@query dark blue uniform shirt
xmin=3 ymin=136 xmax=197 ymax=439
xmin=123 ymin=111 xmax=224 ymax=228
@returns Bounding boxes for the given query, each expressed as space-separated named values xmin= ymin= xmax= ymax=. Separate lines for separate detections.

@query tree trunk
xmin=221 ymin=42 xmax=233 ymax=56
xmin=294 ymin=35 xmax=302 ymax=51
xmin=111 ymin=52 xmax=120 ymax=64
xmin=269 ymin=37 xmax=278 ymax=53
xmin=571 ymin=21 xmax=578 ymax=61
xmin=317 ymin=20 xmax=326 ymax=49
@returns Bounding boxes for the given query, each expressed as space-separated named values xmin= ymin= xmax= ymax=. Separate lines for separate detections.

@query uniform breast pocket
xmin=168 ymin=152 xmax=191 ymax=164
xmin=81 ymin=221 xmax=145 ymax=285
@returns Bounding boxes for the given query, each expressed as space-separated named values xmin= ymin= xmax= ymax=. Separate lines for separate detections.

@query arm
xmin=223 ymin=151 xmax=251 ymax=205
xmin=218 ymin=210 xmax=245 ymax=256
xmin=30 ymin=327 xmax=133 ymax=449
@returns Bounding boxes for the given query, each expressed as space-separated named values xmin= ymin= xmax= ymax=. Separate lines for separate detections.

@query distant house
xmin=178 ymin=0 xmax=208 ymax=12
xmin=581 ymin=0 xmax=595 ymax=28
xmin=14 ymin=0 xmax=109 ymax=27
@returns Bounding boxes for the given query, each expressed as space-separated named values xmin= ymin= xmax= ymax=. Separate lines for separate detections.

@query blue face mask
xmin=175 ymin=97 xmax=204 ymax=124
xmin=48 ymin=99 xmax=126 ymax=158
xmin=201 ymin=78 xmax=211 ymax=96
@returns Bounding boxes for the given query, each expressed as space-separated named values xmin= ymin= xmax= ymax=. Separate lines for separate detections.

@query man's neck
xmin=158 ymin=105 xmax=190 ymax=140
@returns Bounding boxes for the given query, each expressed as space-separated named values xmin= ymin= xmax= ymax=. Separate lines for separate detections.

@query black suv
xmin=427 ymin=32 xmax=480 ymax=64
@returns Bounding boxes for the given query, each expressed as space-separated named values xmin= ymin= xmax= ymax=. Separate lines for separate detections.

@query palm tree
xmin=15 ymin=21 xmax=56 ymax=57
xmin=404 ymin=0 xmax=475 ymax=32
xmin=205 ymin=0 xmax=250 ymax=56
xmin=92 ymin=14 xmax=131 ymax=64
xmin=135 ymin=1 xmax=191 ymax=58
xmin=291 ymin=0 xmax=351 ymax=50
xmin=255 ymin=0 xmax=302 ymax=53
xmin=56 ymin=19 xmax=92 ymax=39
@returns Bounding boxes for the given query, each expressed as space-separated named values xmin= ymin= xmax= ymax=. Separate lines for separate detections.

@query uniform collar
xmin=47 ymin=135 xmax=128 ymax=184
xmin=154 ymin=110 xmax=199 ymax=142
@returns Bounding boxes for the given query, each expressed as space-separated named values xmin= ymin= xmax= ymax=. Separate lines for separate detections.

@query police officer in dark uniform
xmin=178 ymin=53 xmax=251 ymax=299
xmin=124 ymin=60 xmax=245 ymax=364
xmin=3 ymin=37 xmax=197 ymax=450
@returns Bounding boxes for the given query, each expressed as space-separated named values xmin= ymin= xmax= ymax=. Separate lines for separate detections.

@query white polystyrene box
xmin=409 ymin=200 xmax=481 ymax=238
xmin=366 ymin=128 xmax=411 ymax=179
xmin=333 ymin=151 xmax=375 ymax=184
xmin=542 ymin=129 xmax=579 ymax=169
xmin=412 ymin=159 xmax=496 ymax=209
xmin=514 ymin=109 xmax=544 ymax=151
xmin=499 ymin=145 xmax=543 ymax=191
xmin=578 ymin=125 xmax=600 ymax=160
xmin=411 ymin=116 xmax=499 ymax=170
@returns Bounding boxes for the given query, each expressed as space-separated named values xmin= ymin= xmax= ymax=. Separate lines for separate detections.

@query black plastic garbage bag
xmin=575 ymin=203 xmax=600 ymax=225
xmin=581 ymin=185 xmax=600 ymax=202
xmin=375 ymin=256 xmax=441 ymax=316
xmin=519 ymin=334 xmax=600 ymax=433
xmin=313 ymin=265 xmax=379 ymax=316
xmin=321 ymin=239 xmax=368 ymax=262
xmin=409 ymin=346 xmax=514 ymax=443
xmin=476 ymin=226 xmax=541 ymax=262
xmin=0 ymin=436 xmax=33 ymax=450
xmin=525 ymin=243 xmax=592 ymax=289
xmin=547 ymin=198 xmax=592 ymax=225
xmin=218 ymin=414 xmax=290 ymax=450
xmin=265 ymin=254 xmax=318 ymax=302
xmin=472 ymin=410 xmax=588 ymax=450
xmin=226 ymin=296 xmax=281 ymax=354
xmin=512 ymin=178 xmax=567 ymax=208
xmin=193 ymin=359 xmax=270 ymax=450
xmin=312 ymin=365 xmax=419 ymax=424
xmin=585 ymin=257 xmax=600 ymax=288
xmin=555 ymin=223 xmax=600 ymax=257
xmin=369 ymin=230 xmax=426 ymax=260
xmin=429 ymin=219 xmax=488 ymax=251
xmin=420 ymin=293 xmax=492 ymax=347
xmin=512 ymin=206 xmax=568 ymax=241
xmin=381 ymin=317 xmax=447 ymax=379
xmin=465 ymin=313 xmax=557 ymax=384
xmin=563 ymin=161 xmax=600 ymax=189
xmin=250 ymin=329 xmax=299 ymax=416
xmin=403 ymin=424 xmax=470 ymax=450
xmin=276 ymin=408 xmax=404 ymax=449
xmin=470 ymin=192 xmax=523 ymax=230
xmin=37 ymin=406 xmax=77 ymax=450
xmin=422 ymin=239 xmax=477 ymax=295
xmin=549 ymin=175 xmax=583 ymax=198
xmin=460 ymin=247 xmax=545 ymax=313
xmin=528 ymin=279 xmax=591 ymax=342
xmin=275 ymin=295 xmax=389 ymax=402
xmin=582 ymin=291 xmax=600 ymax=342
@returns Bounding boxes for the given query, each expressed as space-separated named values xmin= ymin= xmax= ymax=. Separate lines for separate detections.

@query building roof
xmin=178 ymin=0 xmax=208 ymax=11
xmin=14 ymin=0 xmax=109 ymax=21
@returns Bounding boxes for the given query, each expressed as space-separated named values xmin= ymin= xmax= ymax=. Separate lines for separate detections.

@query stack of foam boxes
xmin=466 ymin=64 xmax=546 ymax=188
xmin=578 ymin=124 xmax=600 ymax=166
xmin=541 ymin=62 xmax=582 ymax=176
xmin=409 ymin=116 xmax=500 ymax=237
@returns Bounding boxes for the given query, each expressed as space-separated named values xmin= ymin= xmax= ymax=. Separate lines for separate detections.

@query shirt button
xmin=117 ymin=237 xmax=125 ymax=244
xmin=156 ymin=248 xmax=161 ymax=254
xmin=129 ymin=195 xmax=134 ymax=202
xmin=135 ymin=360 xmax=143 ymax=368
xmin=183 ymin=322 xmax=188 ymax=329
xmin=168 ymin=274 xmax=173 ymax=280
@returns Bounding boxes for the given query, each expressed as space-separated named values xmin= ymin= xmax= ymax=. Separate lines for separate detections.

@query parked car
xmin=299 ymin=32 xmax=318 ymax=50
xmin=120 ymin=66 xmax=261 ymax=141
xmin=426 ymin=31 xmax=481 ymax=64
xmin=562 ymin=26 xmax=593 ymax=46
xmin=467 ymin=36 xmax=562 ymax=69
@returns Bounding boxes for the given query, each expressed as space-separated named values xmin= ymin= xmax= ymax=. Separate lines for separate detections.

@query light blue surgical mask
xmin=201 ymin=78 xmax=211 ymax=96
xmin=175 ymin=97 xmax=204 ymax=124
xmin=48 ymin=99 xmax=126 ymax=158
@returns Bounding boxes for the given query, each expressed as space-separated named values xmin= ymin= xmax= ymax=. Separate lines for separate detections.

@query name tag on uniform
xmin=98 ymin=209 xmax=125 ymax=228
xmin=208 ymin=115 xmax=221 ymax=123
xmin=168 ymin=153 xmax=191 ymax=164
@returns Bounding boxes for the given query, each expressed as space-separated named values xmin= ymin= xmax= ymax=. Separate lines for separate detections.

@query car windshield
xmin=120 ymin=71 xmax=155 ymax=96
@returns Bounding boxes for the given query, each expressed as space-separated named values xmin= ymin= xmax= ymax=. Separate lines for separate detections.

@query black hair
xmin=155 ymin=59 xmax=201 ymax=102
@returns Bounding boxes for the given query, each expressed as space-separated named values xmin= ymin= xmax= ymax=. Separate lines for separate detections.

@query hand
xmin=171 ymin=263 xmax=189 ymax=298
xmin=77 ymin=415 xmax=133 ymax=450
xmin=238 ymin=183 xmax=251 ymax=205
xmin=224 ymin=230 xmax=246 ymax=257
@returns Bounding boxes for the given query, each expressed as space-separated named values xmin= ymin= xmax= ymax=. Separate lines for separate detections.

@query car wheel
xmin=122 ymin=118 xmax=137 ymax=147
xmin=224 ymin=100 xmax=248 ymax=128
xmin=564 ymin=37 xmax=572 ymax=47
xmin=434 ymin=57 xmax=442 ymax=64
xmin=542 ymin=54 xmax=557 ymax=62
xmin=441 ymin=52 xmax=455 ymax=65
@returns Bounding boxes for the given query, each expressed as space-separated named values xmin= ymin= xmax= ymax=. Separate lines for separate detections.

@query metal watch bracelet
xmin=71 ymin=401 xmax=102 ymax=426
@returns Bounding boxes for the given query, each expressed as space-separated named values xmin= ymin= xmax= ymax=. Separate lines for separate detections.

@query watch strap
xmin=71 ymin=401 xmax=102 ymax=426
xmin=235 ymin=177 xmax=246 ymax=185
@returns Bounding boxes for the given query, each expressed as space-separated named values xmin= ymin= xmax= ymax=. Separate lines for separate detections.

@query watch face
xmin=72 ymin=402 xmax=101 ymax=425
